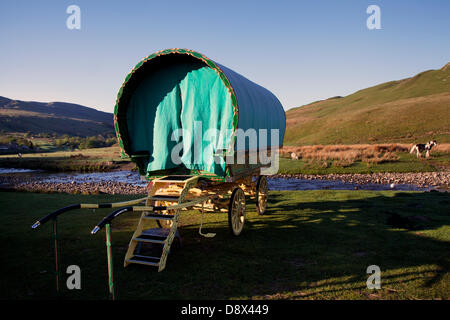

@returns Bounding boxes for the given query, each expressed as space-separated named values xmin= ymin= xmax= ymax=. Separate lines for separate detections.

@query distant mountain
xmin=0 ymin=96 xmax=114 ymax=136
xmin=285 ymin=63 xmax=450 ymax=145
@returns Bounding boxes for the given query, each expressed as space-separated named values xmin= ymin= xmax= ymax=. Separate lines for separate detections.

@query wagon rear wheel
xmin=256 ymin=175 xmax=268 ymax=215
xmin=228 ymin=187 xmax=246 ymax=236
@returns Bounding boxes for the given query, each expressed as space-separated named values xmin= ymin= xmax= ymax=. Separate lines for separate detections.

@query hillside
xmin=285 ymin=63 xmax=450 ymax=145
xmin=0 ymin=96 xmax=114 ymax=136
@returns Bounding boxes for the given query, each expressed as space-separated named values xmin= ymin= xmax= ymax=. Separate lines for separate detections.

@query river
xmin=0 ymin=168 xmax=435 ymax=192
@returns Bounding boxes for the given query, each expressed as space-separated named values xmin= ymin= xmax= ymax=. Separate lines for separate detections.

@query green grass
xmin=285 ymin=63 xmax=450 ymax=145
xmin=0 ymin=190 xmax=448 ymax=300
xmin=278 ymin=152 xmax=442 ymax=175
xmin=31 ymin=138 xmax=58 ymax=152
xmin=426 ymin=152 xmax=450 ymax=169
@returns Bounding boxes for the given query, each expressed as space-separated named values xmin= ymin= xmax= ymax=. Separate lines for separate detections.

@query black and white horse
xmin=409 ymin=140 xmax=437 ymax=158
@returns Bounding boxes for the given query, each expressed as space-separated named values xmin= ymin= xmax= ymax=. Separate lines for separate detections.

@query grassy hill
xmin=0 ymin=96 xmax=114 ymax=136
xmin=285 ymin=63 xmax=450 ymax=145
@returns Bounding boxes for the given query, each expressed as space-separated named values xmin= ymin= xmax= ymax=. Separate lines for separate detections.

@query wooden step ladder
xmin=124 ymin=175 xmax=199 ymax=272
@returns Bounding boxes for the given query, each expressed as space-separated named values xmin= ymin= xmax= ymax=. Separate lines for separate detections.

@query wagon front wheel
xmin=256 ymin=175 xmax=268 ymax=215
xmin=228 ymin=187 xmax=246 ymax=236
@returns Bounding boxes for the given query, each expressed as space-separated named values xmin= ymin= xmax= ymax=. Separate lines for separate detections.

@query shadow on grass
xmin=0 ymin=190 xmax=448 ymax=299
xmin=250 ymin=191 xmax=449 ymax=296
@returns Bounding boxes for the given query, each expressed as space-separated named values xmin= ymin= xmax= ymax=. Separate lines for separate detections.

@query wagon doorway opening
xmin=124 ymin=54 xmax=234 ymax=177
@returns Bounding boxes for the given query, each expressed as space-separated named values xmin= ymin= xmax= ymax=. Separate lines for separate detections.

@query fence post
xmin=52 ymin=217 xmax=60 ymax=295
xmin=105 ymin=223 xmax=115 ymax=300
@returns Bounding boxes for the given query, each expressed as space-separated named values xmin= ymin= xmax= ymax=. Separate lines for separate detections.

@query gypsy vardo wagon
xmin=32 ymin=48 xmax=285 ymax=296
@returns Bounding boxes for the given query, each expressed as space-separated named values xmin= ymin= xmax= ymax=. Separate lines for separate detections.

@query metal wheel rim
xmin=230 ymin=188 xmax=245 ymax=235
xmin=257 ymin=176 xmax=268 ymax=214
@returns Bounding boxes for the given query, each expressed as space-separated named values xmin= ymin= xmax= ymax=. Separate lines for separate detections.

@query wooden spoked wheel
xmin=256 ymin=175 xmax=268 ymax=215
xmin=228 ymin=188 xmax=246 ymax=236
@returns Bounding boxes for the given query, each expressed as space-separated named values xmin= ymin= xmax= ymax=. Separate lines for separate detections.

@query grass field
xmin=1 ymin=143 xmax=449 ymax=174
xmin=0 ymin=145 xmax=131 ymax=172
xmin=0 ymin=190 xmax=448 ymax=300
xmin=279 ymin=143 xmax=450 ymax=174
xmin=278 ymin=156 xmax=434 ymax=175
xmin=278 ymin=152 xmax=449 ymax=175
xmin=285 ymin=63 xmax=450 ymax=145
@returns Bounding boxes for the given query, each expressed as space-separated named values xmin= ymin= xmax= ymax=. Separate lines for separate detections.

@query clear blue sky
xmin=1 ymin=0 xmax=449 ymax=113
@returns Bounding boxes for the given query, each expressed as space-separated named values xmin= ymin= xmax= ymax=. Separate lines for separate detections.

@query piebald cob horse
xmin=410 ymin=140 xmax=437 ymax=158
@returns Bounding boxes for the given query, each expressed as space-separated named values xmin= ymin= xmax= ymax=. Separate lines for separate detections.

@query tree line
xmin=55 ymin=135 xmax=116 ymax=150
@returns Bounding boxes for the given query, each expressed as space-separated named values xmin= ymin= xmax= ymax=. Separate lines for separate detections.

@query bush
xmin=55 ymin=135 xmax=116 ymax=150
xmin=0 ymin=135 xmax=34 ymax=149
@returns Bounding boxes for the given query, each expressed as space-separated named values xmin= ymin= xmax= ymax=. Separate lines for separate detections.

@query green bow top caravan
xmin=114 ymin=49 xmax=286 ymax=181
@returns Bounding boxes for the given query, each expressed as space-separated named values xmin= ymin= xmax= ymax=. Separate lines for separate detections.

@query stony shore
xmin=277 ymin=171 xmax=450 ymax=189
xmin=0 ymin=170 xmax=448 ymax=194
xmin=14 ymin=181 xmax=147 ymax=195
xmin=0 ymin=175 xmax=147 ymax=195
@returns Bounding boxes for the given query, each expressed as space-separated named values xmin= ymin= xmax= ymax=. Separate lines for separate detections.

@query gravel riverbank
xmin=0 ymin=170 xmax=448 ymax=194
xmin=9 ymin=181 xmax=147 ymax=195
xmin=0 ymin=173 xmax=146 ymax=195
xmin=277 ymin=171 xmax=450 ymax=190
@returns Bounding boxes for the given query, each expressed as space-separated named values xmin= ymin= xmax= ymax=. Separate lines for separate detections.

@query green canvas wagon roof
xmin=114 ymin=48 xmax=286 ymax=179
